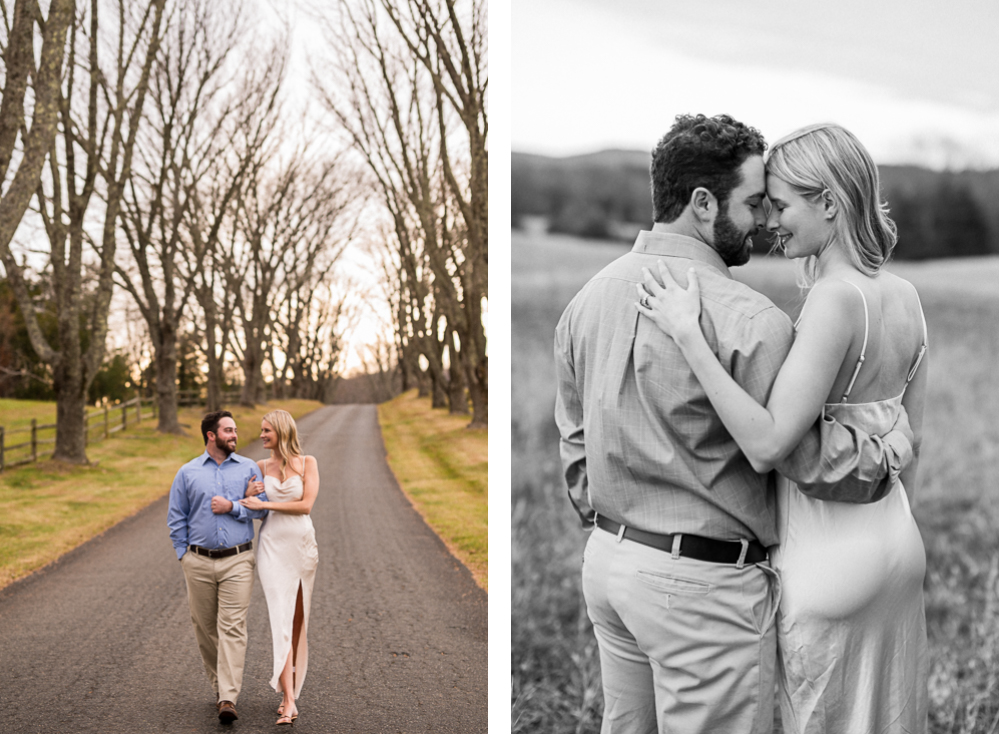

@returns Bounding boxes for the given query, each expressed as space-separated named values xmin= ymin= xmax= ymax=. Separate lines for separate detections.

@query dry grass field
xmin=510 ymin=229 xmax=999 ymax=734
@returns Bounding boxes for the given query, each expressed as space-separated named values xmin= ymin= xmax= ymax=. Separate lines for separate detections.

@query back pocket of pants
xmin=635 ymin=569 xmax=712 ymax=595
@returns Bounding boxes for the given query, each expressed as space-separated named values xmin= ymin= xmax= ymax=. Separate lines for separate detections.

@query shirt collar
xmin=201 ymin=450 xmax=238 ymax=467
xmin=632 ymin=226 xmax=733 ymax=280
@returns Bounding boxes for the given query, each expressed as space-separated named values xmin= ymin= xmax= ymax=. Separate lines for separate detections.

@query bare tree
xmin=380 ymin=0 xmax=487 ymax=423
xmin=1 ymin=0 xmax=167 ymax=463
xmin=115 ymin=0 xmax=245 ymax=433
xmin=0 ymin=0 xmax=76 ymax=253
xmin=182 ymin=37 xmax=284 ymax=411
xmin=315 ymin=0 xmax=487 ymax=426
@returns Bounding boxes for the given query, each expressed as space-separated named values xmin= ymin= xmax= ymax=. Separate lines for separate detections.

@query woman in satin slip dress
xmin=240 ymin=410 xmax=319 ymax=726
xmin=637 ymin=123 xmax=929 ymax=733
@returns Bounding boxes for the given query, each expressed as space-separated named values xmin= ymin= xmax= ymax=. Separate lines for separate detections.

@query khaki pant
xmin=181 ymin=549 xmax=256 ymax=703
xmin=583 ymin=527 xmax=780 ymax=734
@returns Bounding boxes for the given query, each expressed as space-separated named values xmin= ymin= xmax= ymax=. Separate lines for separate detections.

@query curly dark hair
xmin=201 ymin=410 xmax=234 ymax=444
xmin=650 ymin=114 xmax=767 ymax=223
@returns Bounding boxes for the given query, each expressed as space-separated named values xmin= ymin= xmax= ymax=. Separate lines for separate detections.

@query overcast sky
xmin=512 ymin=0 xmax=999 ymax=168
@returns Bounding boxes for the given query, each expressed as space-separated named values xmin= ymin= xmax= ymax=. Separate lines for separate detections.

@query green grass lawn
xmin=377 ymin=389 xmax=488 ymax=591
xmin=511 ymin=229 xmax=999 ymax=734
xmin=0 ymin=398 xmax=58 ymax=431
xmin=0 ymin=399 xmax=323 ymax=590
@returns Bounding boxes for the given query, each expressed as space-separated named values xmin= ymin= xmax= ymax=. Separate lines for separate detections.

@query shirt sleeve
xmin=167 ymin=467 xmax=190 ymax=560
xmin=728 ymin=306 xmax=794 ymax=411
xmin=777 ymin=404 xmax=914 ymax=503
xmin=228 ymin=463 xmax=268 ymax=521
xmin=554 ymin=301 xmax=594 ymax=529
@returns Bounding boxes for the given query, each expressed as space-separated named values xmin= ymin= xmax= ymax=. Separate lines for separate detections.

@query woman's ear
xmin=821 ymin=189 xmax=838 ymax=220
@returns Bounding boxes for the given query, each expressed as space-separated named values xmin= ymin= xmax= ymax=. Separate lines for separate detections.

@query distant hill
xmin=512 ymin=150 xmax=999 ymax=260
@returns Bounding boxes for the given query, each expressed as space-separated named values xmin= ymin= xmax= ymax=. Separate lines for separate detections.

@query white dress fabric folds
xmin=257 ymin=472 xmax=318 ymax=698
xmin=774 ymin=396 xmax=928 ymax=734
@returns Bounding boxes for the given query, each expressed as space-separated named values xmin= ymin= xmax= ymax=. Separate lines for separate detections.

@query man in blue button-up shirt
xmin=168 ymin=410 xmax=266 ymax=725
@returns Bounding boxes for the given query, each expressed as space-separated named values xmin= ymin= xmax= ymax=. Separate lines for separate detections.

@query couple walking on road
xmin=167 ymin=409 xmax=319 ymax=726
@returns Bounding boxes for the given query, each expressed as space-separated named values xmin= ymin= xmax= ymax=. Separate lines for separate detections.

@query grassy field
xmin=0 ymin=399 xmax=323 ymax=590
xmin=377 ymin=390 xmax=488 ymax=591
xmin=511 ymin=229 xmax=999 ymax=734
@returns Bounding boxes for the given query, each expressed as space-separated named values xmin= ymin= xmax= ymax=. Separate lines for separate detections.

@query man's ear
xmin=821 ymin=189 xmax=838 ymax=220
xmin=690 ymin=187 xmax=717 ymax=223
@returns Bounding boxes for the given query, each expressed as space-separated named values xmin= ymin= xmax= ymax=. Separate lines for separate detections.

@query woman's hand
xmin=636 ymin=260 xmax=704 ymax=345
xmin=245 ymin=477 xmax=265 ymax=497
xmin=239 ymin=495 xmax=266 ymax=511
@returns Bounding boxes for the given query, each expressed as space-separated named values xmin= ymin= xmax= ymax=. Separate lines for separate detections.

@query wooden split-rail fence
xmin=0 ymin=388 xmax=253 ymax=472
xmin=0 ymin=393 xmax=155 ymax=472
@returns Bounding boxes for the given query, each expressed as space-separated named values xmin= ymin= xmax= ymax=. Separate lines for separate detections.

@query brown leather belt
xmin=595 ymin=515 xmax=767 ymax=565
xmin=189 ymin=542 xmax=253 ymax=559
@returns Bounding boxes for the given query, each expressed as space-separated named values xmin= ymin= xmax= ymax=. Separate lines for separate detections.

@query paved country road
xmin=0 ymin=405 xmax=487 ymax=733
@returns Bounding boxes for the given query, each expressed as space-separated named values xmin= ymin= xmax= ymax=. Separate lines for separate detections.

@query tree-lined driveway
xmin=0 ymin=405 xmax=487 ymax=733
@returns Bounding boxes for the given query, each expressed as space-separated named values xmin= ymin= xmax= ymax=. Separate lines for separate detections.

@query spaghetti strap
xmin=840 ymin=281 xmax=869 ymax=403
xmin=905 ymin=282 xmax=928 ymax=386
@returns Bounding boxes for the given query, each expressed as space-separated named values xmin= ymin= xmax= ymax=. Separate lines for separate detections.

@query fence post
xmin=135 ymin=390 xmax=141 ymax=424
xmin=31 ymin=419 xmax=37 ymax=462
xmin=152 ymin=396 xmax=158 ymax=420
xmin=1 ymin=426 xmax=5 ymax=472
xmin=84 ymin=412 xmax=88 ymax=447
xmin=105 ymin=403 xmax=110 ymax=439
xmin=122 ymin=401 xmax=128 ymax=432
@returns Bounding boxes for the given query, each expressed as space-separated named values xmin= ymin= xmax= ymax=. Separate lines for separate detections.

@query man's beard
xmin=713 ymin=208 xmax=754 ymax=267
xmin=215 ymin=434 xmax=236 ymax=456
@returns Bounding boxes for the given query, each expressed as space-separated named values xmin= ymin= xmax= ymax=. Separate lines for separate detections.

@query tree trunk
xmin=240 ymin=344 xmax=262 ymax=407
xmin=445 ymin=336 xmax=468 ymax=415
xmin=428 ymin=367 xmax=447 ymax=408
xmin=51 ymin=353 xmax=88 ymax=464
xmin=467 ymin=356 xmax=487 ymax=428
xmin=154 ymin=323 xmax=182 ymax=433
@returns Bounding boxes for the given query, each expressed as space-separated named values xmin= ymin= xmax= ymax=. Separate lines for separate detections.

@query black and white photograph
xmin=511 ymin=1 xmax=998 ymax=733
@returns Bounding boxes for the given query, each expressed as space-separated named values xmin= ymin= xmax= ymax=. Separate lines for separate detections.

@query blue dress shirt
xmin=167 ymin=451 xmax=267 ymax=560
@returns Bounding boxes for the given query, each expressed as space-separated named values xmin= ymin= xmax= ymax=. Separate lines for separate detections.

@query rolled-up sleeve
xmin=229 ymin=464 xmax=267 ymax=520
xmin=778 ymin=400 xmax=914 ymax=503
xmin=554 ymin=302 xmax=594 ymax=528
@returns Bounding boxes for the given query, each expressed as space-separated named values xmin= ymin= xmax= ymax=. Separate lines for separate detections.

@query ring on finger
xmin=640 ymin=294 xmax=651 ymax=309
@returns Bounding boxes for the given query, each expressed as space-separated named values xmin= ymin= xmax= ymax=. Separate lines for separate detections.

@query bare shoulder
xmin=801 ymin=278 xmax=864 ymax=321
xmin=304 ymin=455 xmax=318 ymax=470
xmin=875 ymin=270 xmax=918 ymax=297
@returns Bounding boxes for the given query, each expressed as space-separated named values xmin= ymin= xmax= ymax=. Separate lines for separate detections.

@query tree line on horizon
xmin=512 ymin=150 xmax=998 ymax=260
xmin=0 ymin=0 xmax=488 ymax=465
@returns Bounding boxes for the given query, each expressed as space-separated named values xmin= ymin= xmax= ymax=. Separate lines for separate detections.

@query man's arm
xmin=167 ymin=468 xmax=190 ymax=560
xmin=554 ymin=306 xmax=594 ymax=528
xmin=777 ymin=406 xmax=913 ymax=503
xmin=226 ymin=465 xmax=268 ymax=521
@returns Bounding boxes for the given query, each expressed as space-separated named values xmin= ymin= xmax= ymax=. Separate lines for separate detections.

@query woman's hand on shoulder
xmin=636 ymin=261 xmax=704 ymax=347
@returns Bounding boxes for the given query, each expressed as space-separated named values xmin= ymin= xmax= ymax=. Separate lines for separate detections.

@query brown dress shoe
xmin=217 ymin=700 xmax=238 ymax=724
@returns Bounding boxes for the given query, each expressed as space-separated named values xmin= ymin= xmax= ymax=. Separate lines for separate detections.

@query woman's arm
xmin=639 ymin=262 xmax=857 ymax=473
xmin=239 ymin=457 xmax=319 ymax=514
xmin=897 ymin=349 xmax=927 ymax=500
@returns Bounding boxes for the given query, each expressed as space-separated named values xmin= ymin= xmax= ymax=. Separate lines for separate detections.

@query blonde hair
xmin=765 ymin=123 xmax=897 ymax=287
xmin=262 ymin=409 xmax=304 ymax=480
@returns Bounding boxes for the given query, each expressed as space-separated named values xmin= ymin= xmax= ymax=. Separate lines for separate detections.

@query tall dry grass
xmin=511 ymin=230 xmax=999 ymax=734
